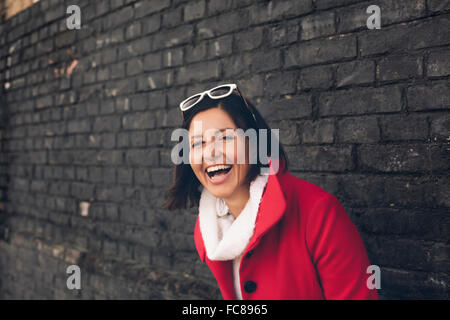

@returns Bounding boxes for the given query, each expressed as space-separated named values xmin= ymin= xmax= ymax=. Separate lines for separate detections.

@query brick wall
xmin=0 ymin=0 xmax=449 ymax=299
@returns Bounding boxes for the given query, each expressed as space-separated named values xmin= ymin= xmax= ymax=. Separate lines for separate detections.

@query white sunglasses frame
xmin=179 ymin=83 xmax=238 ymax=111
xmin=179 ymin=83 xmax=257 ymax=124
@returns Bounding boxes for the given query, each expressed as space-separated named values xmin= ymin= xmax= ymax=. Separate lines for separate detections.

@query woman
xmin=164 ymin=84 xmax=378 ymax=300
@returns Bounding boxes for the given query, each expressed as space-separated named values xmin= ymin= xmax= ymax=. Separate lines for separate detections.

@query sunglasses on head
xmin=179 ymin=83 xmax=257 ymax=123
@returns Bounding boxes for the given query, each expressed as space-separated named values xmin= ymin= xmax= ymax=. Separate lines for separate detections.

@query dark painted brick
xmin=285 ymin=35 xmax=356 ymax=68
xmin=298 ymin=65 xmax=334 ymax=90
xmin=427 ymin=49 xmax=450 ymax=77
xmin=176 ymin=61 xmax=220 ymax=84
xmin=301 ymin=119 xmax=335 ymax=143
xmin=377 ymin=55 xmax=423 ymax=81
xmin=359 ymin=15 xmax=450 ymax=57
xmin=184 ymin=0 xmax=206 ymax=22
xmin=286 ymin=145 xmax=354 ymax=171
xmin=359 ymin=144 xmax=436 ymax=173
xmin=337 ymin=116 xmax=380 ymax=143
xmin=264 ymin=71 xmax=297 ymax=96
xmin=152 ymin=25 xmax=194 ymax=49
xmin=301 ymin=11 xmax=335 ymax=41
xmin=408 ymin=81 xmax=450 ymax=111
xmin=337 ymin=0 xmax=426 ymax=33
xmin=122 ymin=112 xmax=156 ymax=130
xmin=315 ymin=0 xmax=365 ymax=9
xmin=258 ymin=95 xmax=312 ymax=121
xmin=380 ymin=114 xmax=429 ymax=141
xmin=235 ymin=27 xmax=264 ymax=51
xmin=428 ymin=0 xmax=450 ymax=12
xmin=336 ymin=60 xmax=375 ymax=87
xmin=319 ymin=86 xmax=402 ymax=116
xmin=134 ymin=0 xmax=170 ymax=18
xmin=185 ymin=41 xmax=208 ymax=63
xmin=249 ymin=1 xmax=313 ymax=24
xmin=430 ymin=114 xmax=450 ymax=142
xmin=1 ymin=0 xmax=449 ymax=302
xmin=197 ymin=10 xmax=248 ymax=38
xmin=208 ymin=35 xmax=233 ymax=58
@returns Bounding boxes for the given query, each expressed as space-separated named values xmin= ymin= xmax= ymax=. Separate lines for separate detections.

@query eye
xmin=219 ymin=135 xmax=234 ymax=141
xmin=192 ymin=141 xmax=203 ymax=148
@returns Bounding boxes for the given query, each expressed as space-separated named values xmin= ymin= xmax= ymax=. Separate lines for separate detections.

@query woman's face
xmin=188 ymin=107 xmax=251 ymax=199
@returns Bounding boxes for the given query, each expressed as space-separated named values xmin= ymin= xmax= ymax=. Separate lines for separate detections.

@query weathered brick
xmin=258 ymin=95 xmax=312 ymax=121
xmin=264 ymin=71 xmax=297 ymax=96
xmin=380 ymin=114 xmax=429 ymax=141
xmin=297 ymin=65 xmax=334 ymax=90
xmin=208 ymin=35 xmax=233 ymax=58
xmin=142 ymin=14 xmax=161 ymax=34
xmin=1 ymin=0 xmax=449 ymax=302
xmin=301 ymin=11 xmax=335 ymax=41
xmin=247 ymin=50 xmax=281 ymax=72
xmin=176 ymin=61 xmax=220 ymax=84
xmin=93 ymin=115 xmax=121 ymax=133
xmin=408 ymin=81 xmax=450 ymax=111
xmin=359 ymin=15 xmax=450 ymax=57
xmin=286 ymin=145 xmax=354 ymax=171
xmin=197 ymin=10 xmax=248 ymax=39
xmin=359 ymin=144 xmax=436 ymax=173
xmin=428 ymin=0 xmax=450 ymax=12
xmin=207 ymin=0 xmax=234 ymax=15
xmin=337 ymin=116 xmax=380 ymax=143
xmin=377 ymin=55 xmax=423 ymax=81
xmin=122 ymin=112 xmax=156 ymax=130
xmin=185 ymin=41 xmax=208 ymax=63
xmin=336 ymin=0 xmax=426 ymax=33
xmin=235 ymin=27 xmax=264 ymax=51
xmin=301 ymin=119 xmax=335 ymax=143
xmin=163 ymin=48 xmax=183 ymax=67
xmin=427 ymin=49 xmax=450 ymax=77
xmin=184 ymin=0 xmax=206 ymax=21
xmin=319 ymin=86 xmax=402 ymax=116
xmin=336 ymin=60 xmax=375 ymax=87
xmin=162 ymin=7 xmax=183 ymax=28
xmin=104 ymin=6 xmax=134 ymax=29
xmin=126 ymin=58 xmax=144 ymax=76
xmin=152 ymin=25 xmax=194 ymax=49
xmin=125 ymin=22 xmax=141 ymax=40
xmin=238 ymin=74 xmax=264 ymax=98
xmin=285 ymin=35 xmax=356 ymax=68
xmin=430 ymin=113 xmax=450 ymax=142
xmin=249 ymin=1 xmax=313 ymax=24
xmin=315 ymin=0 xmax=365 ymax=9
xmin=134 ymin=0 xmax=170 ymax=18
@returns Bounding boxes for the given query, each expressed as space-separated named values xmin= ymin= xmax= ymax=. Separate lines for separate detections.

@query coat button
xmin=244 ymin=281 xmax=257 ymax=293
xmin=245 ymin=250 xmax=254 ymax=258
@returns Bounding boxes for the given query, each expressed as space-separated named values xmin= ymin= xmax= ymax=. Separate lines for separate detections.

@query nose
xmin=203 ymin=138 xmax=222 ymax=162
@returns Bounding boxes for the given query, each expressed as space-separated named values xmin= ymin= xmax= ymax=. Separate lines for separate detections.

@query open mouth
xmin=205 ymin=164 xmax=233 ymax=179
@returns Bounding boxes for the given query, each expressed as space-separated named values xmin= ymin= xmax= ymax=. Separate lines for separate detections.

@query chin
xmin=205 ymin=184 xmax=235 ymax=199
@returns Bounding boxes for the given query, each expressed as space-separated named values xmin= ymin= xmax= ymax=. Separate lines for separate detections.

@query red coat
xmin=194 ymin=160 xmax=379 ymax=300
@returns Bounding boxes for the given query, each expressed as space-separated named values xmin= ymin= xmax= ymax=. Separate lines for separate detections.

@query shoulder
xmin=279 ymin=171 xmax=335 ymax=209
xmin=278 ymin=171 xmax=351 ymax=231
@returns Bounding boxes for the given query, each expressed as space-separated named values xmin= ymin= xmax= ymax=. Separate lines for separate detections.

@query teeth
xmin=206 ymin=164 xmax=232 ymax=173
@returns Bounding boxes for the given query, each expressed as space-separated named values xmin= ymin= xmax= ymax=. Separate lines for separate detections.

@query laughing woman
xmin=163 ymin=84 xmax=378 ymax=300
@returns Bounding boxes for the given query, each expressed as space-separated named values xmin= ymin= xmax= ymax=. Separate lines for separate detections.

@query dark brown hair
xmin=162 ymin=92 xmax=288 ymax=210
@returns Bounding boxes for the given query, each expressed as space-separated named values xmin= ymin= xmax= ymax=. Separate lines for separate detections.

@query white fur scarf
xmin=199 ymin=174 xmax=269 ymax=261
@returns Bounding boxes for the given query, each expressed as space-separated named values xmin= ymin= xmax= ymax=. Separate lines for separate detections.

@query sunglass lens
xmin=182 ymin=95 xmax=201 ymax=110
xmin=210 ymin=86 xmax=232 ymax=97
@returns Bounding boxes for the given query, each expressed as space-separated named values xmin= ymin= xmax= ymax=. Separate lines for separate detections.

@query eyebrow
xmin=190 ymin=128 xmax=235 ymax=140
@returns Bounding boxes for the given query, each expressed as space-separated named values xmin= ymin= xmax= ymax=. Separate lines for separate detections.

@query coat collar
xmin=194 ymin=158 xmax=288 ymax=262
xmin=199 ymin=173 xmax=269 ymax=261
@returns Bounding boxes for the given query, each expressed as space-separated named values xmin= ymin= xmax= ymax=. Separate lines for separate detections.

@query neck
xmin=224 ymin=183 xmax=250 ymax=219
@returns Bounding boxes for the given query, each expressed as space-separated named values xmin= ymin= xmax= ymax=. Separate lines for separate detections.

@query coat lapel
xmin=194 ymin=159 xmax=288 ymax=261
xmin=245 ymin=158 xmax=287 ymax=252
